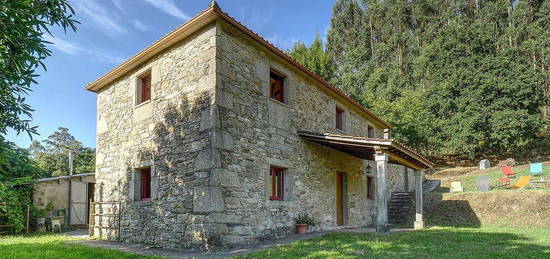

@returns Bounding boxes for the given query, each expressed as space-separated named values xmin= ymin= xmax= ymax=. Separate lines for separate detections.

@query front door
xmin=336 ymin=172 xmax=346 ymax=226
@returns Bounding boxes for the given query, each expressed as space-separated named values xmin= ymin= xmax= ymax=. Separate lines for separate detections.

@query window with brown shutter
xmin=137 ymin=72 xmax=151 ymax=105
xmin=140 ymin=167 xmax=151 ymax=200
xmin=270 ymin=166 xmax=285 ymax=200
xmin=367 ymin=176 xmax=374 ymax=200
xmin=269 ymin=70 xmax=285 ymax=103
xmin=336 ymin=107 xmax=344 ymax=130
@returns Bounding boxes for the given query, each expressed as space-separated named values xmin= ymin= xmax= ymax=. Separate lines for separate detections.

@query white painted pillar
xmin=375 ymin=151 xmax=389 ymax=233
xmin=414 ymin=170 xmax=425 ymax=230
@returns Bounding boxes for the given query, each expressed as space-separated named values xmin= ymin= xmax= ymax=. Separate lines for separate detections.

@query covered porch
xmin=298 ymin=130 xmax=434 ymax=233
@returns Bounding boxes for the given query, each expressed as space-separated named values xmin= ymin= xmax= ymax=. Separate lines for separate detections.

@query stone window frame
xmin=269 ymin=69 xmax=286 ymax=104
xmin=367 ymin=125 xmax=375 ymax=138
xmin=134 ymin=67 xmax=153 ymax=108
xmin=366 ymin=176 xmax=375 ymax=200
xmin=266 ymin=66 xmax=293 ymax=108
xmin=364 ymin=161 xmax=377 ymax=206
xmin=336 ymin=106 xmax=345 ymax=131
xmin=138 ymin=167 xmax=152 ymax=201
xmin=264 ymin=159 xmax=293 ymax=203
xmin=269 ymin=166 xmax=285 ymax=201
xmin=130 ymin=160 xmax=158 ymax=205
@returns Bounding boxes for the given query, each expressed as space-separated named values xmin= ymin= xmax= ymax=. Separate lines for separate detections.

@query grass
xmin=3 ymin=227 xmax=550 ymax=259
xmin=236 ymin=226 xmax=550 ymax=258
xmin=0 ymin=233 xmax=160 ymax=259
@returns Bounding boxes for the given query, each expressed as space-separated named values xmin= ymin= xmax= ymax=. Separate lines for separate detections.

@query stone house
xmin=85 ymin=2 xmax=433 ymax=249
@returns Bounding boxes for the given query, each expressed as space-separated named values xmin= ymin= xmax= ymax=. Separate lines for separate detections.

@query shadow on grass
xmin=0 ymin=234 xmax=155 ymax=258
xmin=237 ymin=228 xmax=550 ymax=258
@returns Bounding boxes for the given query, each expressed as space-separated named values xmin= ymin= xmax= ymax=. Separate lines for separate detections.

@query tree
xmin=316 ymin=0 xmax=549 ymax=159
xmin=326 ymin=0 xmax=371 ymax=99
xmin=28 ymin=127 xmax=95 ymax=176
xmin=287 ymin=33 xmax=334 ymax=81
xmin=0 ymin=0 xmax=78 ymax=138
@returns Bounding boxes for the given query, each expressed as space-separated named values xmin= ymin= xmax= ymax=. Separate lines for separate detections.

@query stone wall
xmin=212 ymin=21 xmax=411 ymax=245
xmin=94 ymin=23 xmax=221 ymax=248
xmin=93 ymin=19 xmax=414 ymax=249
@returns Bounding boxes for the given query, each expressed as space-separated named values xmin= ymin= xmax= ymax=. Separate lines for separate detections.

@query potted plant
xmin=294 ymin=212 xmax=315 ymax=234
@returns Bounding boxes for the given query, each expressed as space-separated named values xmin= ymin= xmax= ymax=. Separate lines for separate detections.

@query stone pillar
xmin=414 ymin=170 xmax=425 ymax=230
xmin=375 ymin=151 xmax=389 ymax=233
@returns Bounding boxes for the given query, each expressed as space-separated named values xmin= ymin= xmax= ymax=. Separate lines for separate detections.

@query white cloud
xmin=238 ymin=9 xmax=272 ymax=32
xmin=143 ymin=0 xmax=189 ymax=20
xmin=111 ymin=0 xmax=127 ymax=13
xmin=72 ymin=0 xmax=126 ymax=35
xmin=44 ymin=34 xmax=81 ymax=55
xmin=44 ymin=34 xmax=124 ymax=64
xmin=133 ymin=20 xmax=150 ymax=31
xmin=265 ymin=34 xmax=299 ymax=51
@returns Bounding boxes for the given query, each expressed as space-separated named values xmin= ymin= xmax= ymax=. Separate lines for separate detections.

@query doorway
xmin=336 ymin=171 xmax=348 ymax=226
xmin=86 ymin=183 xmax=95 ymax=225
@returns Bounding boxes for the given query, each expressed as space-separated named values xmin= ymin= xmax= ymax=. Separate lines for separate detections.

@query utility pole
xmin=67 ymin=150 xmax=73 ymax=227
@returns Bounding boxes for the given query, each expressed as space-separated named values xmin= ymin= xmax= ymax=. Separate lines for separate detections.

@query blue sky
xmin=7 ymin=0 xmax=335 ymax=148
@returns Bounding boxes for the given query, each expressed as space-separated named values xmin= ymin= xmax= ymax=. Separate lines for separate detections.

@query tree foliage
xmin=0 ymin=0 xmax=78 ymax=138
xmin=288 ymin=33 xmax=334 ymax=81
xmin=29 ymin=127 xmax=95 ymax=176
xmin=289 ymin=0 xmax=549 ymax=159
xmin=0 ymin=139 xmax=45 ymax=233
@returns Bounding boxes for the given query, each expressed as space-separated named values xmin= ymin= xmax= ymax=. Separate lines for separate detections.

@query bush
xmin=0 ymin=180 xmax=32 ymax=233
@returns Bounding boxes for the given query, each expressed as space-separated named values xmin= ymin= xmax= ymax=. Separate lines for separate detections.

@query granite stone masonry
xmin=88 ymin=4 xmax=430 ymax=250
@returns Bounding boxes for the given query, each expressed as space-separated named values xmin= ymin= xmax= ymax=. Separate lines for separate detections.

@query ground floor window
xmin=367 ymin=176 xmax=374 ymax=200
xmin=270 ymin=166 xmax=285 ymax=200
xmin=139 ymin=167 xmax=151 ymax=200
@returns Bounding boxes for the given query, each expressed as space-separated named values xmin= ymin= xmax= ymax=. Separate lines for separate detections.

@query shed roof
xmin=34 ymin=173 xmax=95 ymax=183
xmin=298 ymin=131 xmax=434 ymax=170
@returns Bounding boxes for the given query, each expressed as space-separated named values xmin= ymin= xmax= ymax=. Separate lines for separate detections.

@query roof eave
xmin=84 ymin=4 xmax=391 ymax=128
xmin=85 ymin=6 xmax=219 ymax=92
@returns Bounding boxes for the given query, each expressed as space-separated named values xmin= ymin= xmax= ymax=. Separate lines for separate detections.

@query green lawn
xmin=440 ymin=164 xmax=550 ymax=192
xmin=237 ymin=226 xmax=550 ymax=259
xmin=3 ymin=226 xmax=550 ymax=258
xmin=0 ymin=234 xmax=159 ymax=259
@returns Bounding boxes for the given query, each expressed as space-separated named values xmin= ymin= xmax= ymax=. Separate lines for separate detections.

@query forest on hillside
xmin=288 ymin=0 xmax=550 ymax=160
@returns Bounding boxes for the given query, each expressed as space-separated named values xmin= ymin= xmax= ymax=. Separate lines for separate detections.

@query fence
xmin=88 ymin=201 xmax=122 ymax=240
xmin=0 ymin=203 xmax=30 ymax=235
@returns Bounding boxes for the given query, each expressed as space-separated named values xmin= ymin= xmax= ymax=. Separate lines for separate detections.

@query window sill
xmin=268 ymin=98 xmax=291 ymax=109
xmin=269 ymin=196 xmax=284 ymax=201
xmin=132 ymin=199 xmax=153 ymax=207
xmin=134 ymin=100 xmax=151 ymax=109
xmin=335 ymin=128 xmax=346 ymax=134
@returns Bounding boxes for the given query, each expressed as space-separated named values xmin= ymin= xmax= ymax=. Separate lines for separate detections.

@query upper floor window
xmin=336 ymin=106 xmax=344 ymax=131
xmin=367 ymin=126 xmax=375 ymax=138
xmin=269 ymin=70 xmax=285 ymax=103
xmin=137 ymin=72 xmax=151 ymax=105
xmin=269 ymin=166 xmax=285 ymax=200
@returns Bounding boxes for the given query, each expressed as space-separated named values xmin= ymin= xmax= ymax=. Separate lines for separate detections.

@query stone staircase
xmin=388 ymin=192 xmax=414 ymax=224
